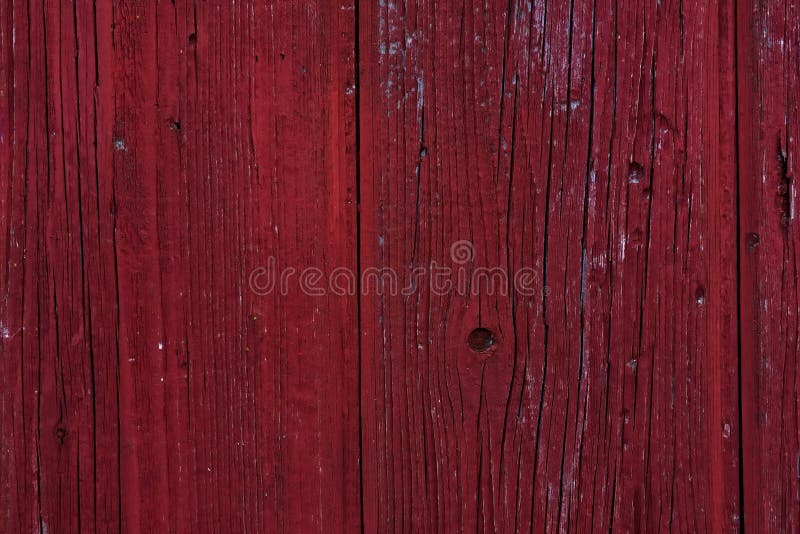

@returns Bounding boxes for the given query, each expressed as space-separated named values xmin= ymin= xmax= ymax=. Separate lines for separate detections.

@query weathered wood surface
xmin=0 ymin=0 xmax=797 ymax=532
xmin=738 ymin=0 xmax=800 ymax=531
xmin=1 ymin=1 xmax=360 ymax=532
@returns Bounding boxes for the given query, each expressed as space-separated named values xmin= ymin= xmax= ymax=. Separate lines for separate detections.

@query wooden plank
xmin=0 ymin=0 xmax=797 ymax=531
xmin=737 ymin=0 xmax=800 ymax=530
xmin=115 ymin=0 xmax=362 ymax=530
xmin=357 ymin=0 xmax=741 ymax=531
xmin=0 ymin=1 xmax=120 ymax=531
xmin=1 ymin=0 xmax=361 ymax=532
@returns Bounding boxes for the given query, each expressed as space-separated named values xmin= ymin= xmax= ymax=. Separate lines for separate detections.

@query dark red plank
xmin=357 ymin=0 xmax=740 ymax=531
xmin=0 ymin=1 xmax=120 ymax=531
xmin=738 ymin=0 xmax=800 ymax=530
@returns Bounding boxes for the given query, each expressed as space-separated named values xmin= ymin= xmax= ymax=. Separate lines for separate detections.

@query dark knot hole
xmin=467 ymin=328 xmax=496 ymax=353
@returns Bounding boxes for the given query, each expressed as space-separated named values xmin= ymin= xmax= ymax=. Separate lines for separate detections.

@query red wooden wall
xmin=0 ymin=0 xmax=797 ymax=532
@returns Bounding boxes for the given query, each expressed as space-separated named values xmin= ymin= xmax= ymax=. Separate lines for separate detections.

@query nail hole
xmin=628 ymin=161 xmax=645 ymax=184
xmin=467 ymin=328 xmax=495 ymax=353
xmin=746 ymin=232 xmax=760 ymax=249
xmin=695 ymin=285 xmax=705 ymax=305
xmin=188 ymin=33 xmax=197 ymax=44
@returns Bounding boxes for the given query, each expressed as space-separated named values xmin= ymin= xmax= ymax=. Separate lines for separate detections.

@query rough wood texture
xmin=738 ymin=0 xmax=800 ymax=531
xmin=358 ymin=0 xmax=741 ymax=531
xmin=0 ymin=0 xmax=797 ymax=532
xmin=1 ymin=1 xmax=360 ymax=532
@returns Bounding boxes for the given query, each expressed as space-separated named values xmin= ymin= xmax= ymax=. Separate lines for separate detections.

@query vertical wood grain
xmin=2 ymin=0 xmax=360 ymax=532
xmin=1 ymin=0 xmax=799 ymax=532
xmin=1 ymin=1 xmax=121 ymax=531
xmin=738 ymin=0 xmax=800 ymax=530
xmin=357 ymin=0 xmax=741 ymax=531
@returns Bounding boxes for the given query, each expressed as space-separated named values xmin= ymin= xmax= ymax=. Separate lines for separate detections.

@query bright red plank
xmin=1 ymin=1 xmax=360 ymax=532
